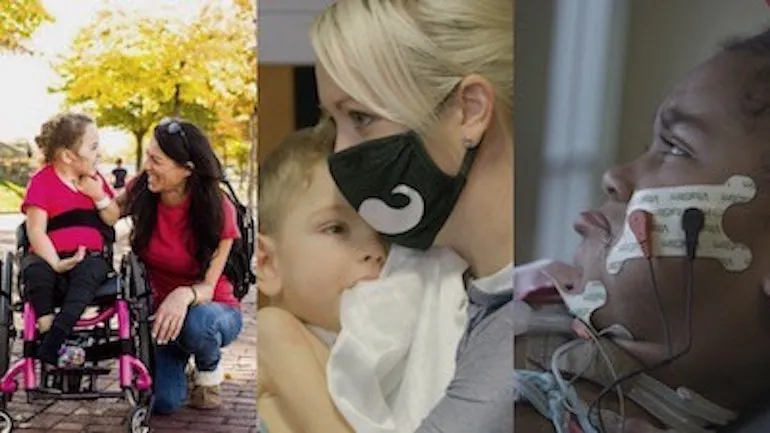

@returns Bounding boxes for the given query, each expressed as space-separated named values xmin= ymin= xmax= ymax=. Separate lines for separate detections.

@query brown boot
xmin=189 ymin=384 xmax=222 ymax=410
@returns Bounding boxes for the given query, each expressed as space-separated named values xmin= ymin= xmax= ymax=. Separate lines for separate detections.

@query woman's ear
xmin=457 ymin=74 xmax=496 ymax=144
xmin=257 ymin=233 xmax=282 ymax=298
xmin=182 ymin=161 xmax=195 ymax=179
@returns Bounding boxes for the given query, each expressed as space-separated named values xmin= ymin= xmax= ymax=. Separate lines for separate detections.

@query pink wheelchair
xmin=0 ymin=222 xmax=155 ymax=433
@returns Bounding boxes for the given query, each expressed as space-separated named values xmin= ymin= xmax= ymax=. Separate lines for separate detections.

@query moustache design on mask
xmin=328 ymin=131 xmax=479 ymax=250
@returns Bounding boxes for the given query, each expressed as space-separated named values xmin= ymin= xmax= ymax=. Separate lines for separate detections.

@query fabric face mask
xmin=328 ymin=130 xmax=478 ymax=250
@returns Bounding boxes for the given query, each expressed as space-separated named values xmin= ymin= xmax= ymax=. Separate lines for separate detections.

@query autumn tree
xmin=0 ymin=0 xmax=52 ymax=53
xmin=52 ymin=1 xmax=256 ymax=171
xmin=196 ymin=0 xmax=257 ymax=185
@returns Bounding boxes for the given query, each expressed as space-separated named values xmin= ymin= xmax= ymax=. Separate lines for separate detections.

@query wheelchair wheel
xmin=0 ymin=252 xmax=14 ymax=386
xmin=0 ymin=409 xmax=11 ymax=433
xmin=125 ymin=405 xmax=150 ymax=433
xmin=135 ymin=298 xmax=153 ymax=385
xmin=122 ymin=253 xmax=154 ymax=404
xmin=131 ymin=254 xmax=154 ymax=372
xmin=123 ymin=386 xmax=153 ymax=409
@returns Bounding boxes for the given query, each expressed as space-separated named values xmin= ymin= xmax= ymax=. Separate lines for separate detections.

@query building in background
xmin=258 ymin=0 xmax=332 ymax=164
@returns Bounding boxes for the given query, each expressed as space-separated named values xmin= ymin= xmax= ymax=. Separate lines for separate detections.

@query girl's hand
xmin=54 ymin=246 xmax=86 ymax=273
xmin=152 ymin=287 xmax=194 ymax=345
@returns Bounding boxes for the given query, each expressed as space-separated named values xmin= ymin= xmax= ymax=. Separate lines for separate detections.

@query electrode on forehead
xmin=606 ymin=175 xmax=756 ymax=274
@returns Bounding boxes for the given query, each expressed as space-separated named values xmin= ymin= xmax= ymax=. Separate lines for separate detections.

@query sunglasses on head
xmin=158 ymin=117 xmax=190 ymax=152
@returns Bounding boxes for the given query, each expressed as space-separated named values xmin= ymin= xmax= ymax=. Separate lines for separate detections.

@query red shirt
xmin=21 ymin=165 xmax=114 ymax=253
xmin=139 ymin=194 xmax=240 ymax=308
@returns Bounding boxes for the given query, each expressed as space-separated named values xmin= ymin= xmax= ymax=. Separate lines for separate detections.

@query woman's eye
xmin=349 ymin=111 xmax=374 ymax=129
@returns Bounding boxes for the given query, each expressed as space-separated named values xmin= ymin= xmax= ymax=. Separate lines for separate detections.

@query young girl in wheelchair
xmin=20 ymin=112 xmax=120 ymax=368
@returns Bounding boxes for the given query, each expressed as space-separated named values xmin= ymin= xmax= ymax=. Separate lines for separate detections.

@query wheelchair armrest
xmin=16 ymin=222 xmax=29 ymax=256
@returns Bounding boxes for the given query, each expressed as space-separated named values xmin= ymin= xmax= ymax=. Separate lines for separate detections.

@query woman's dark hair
xmin=127 ymin=119 xmax=225 ymax=280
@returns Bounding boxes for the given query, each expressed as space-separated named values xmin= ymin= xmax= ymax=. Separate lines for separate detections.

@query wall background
xmin=516 ymin=0 xmax=770 ymax=263
xmin=258 ymin=1 xmax=331 ymax=163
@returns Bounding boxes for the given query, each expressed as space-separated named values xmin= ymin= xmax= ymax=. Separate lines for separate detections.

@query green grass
xmin=0 ymin=180 xmax=23 ymax=214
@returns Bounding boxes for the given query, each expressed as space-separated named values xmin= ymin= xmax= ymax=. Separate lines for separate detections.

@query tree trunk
xmin=172 ymin=83 xmax=181 ymax=117
xmin=172 ymin=60 xmax=185 ymax=117
xmin=134 ymin=130 xmax=146 ymax=171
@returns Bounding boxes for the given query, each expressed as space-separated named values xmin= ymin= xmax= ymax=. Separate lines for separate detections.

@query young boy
xmin=258 ymin=121 xmax=469 ymax=433
xmin=257 ymin=122 xmax=387 ymax=433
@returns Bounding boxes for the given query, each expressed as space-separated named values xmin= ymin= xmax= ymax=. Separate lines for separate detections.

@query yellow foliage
xmin=0 ymin=0 xmax=53 ymax=53
xmin=52 ymin=0 xmax=256 ymax=170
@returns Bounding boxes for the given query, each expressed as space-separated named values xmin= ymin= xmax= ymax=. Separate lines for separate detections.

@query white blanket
xmin=327 ymin=245 xmax=469 ymax=433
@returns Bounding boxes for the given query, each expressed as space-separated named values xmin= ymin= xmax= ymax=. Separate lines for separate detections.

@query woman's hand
xmin=152 ymin=287 xmax=194 ymax=345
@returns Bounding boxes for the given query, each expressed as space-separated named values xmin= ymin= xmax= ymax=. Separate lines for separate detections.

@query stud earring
xmin=462 ymin=137 xmax=479 ymax=149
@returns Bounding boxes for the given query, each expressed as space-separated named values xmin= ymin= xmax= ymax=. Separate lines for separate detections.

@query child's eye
xmin=323 ymin=223 xmax=348 ymax=235
xmin=349 ymin=111 xmax=374 ymax=129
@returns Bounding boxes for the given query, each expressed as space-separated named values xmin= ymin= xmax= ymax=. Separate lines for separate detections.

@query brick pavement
xmin=0 ymin=215 xmax=258 ymax=432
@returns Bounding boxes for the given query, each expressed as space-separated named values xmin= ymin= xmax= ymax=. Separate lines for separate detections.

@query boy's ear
xmin=257 ymin=233 xmax=282 ymax=298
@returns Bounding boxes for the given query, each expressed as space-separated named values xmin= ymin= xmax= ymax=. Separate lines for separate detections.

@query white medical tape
xmin=606 ymin=175 xmax=756 ymax=274
xmin=544 ymin=269 xmax=608 ymax=326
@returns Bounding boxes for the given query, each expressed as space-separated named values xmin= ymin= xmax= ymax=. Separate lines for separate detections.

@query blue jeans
xmin=152 ymin=302 xmax=243 ymax=414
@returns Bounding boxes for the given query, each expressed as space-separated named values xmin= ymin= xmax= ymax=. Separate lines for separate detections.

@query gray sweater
xmin=416 ymin=265 xmax=514 ymax=433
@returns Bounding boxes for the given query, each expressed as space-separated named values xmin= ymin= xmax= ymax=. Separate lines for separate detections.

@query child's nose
xmin=356 ymin=249 xmax=385 ymax=281
xmin=362 ymin=252 xmax=384 ymax=265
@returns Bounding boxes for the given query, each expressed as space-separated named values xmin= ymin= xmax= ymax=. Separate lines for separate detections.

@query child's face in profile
xmin=265 ymin=162 xmax=387 ymax=331
xmin=70 ymin=123 xmax=101 ymax=176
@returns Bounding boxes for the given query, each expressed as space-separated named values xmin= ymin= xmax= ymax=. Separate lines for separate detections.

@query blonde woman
xmin=257 ymin=1 xmax=513 ymax=432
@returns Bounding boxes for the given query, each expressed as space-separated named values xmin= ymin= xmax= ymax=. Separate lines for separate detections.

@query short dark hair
xmin=722 ymin=26 xmax=770 ymax=124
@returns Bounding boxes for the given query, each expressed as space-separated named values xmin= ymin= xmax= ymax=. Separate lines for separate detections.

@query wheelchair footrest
xmin=85 ymin=341 xmax=123 ymax=362
xmin=28 ymin=388 xmax=123 ymax=401
xmin=47 ymin=366 xmax=111 ymax=375
xmin=42 ymin=366 xmax=111 ymax=396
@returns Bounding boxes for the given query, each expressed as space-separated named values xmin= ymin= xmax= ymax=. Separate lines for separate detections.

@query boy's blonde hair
xmin=258 ymin=120 xmax=336 ymax=236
